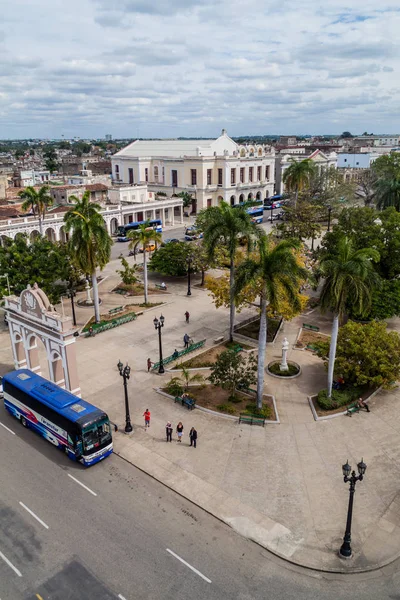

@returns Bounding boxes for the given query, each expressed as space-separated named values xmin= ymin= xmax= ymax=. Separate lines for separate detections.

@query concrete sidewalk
xmin=2 ymin=271 xmax=400 ymax=573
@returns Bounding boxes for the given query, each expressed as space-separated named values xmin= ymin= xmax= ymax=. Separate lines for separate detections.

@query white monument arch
xmin=5 ymin=283 xmax=81 ymax=396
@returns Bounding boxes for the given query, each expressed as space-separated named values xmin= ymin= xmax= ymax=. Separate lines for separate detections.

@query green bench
xmin=232 ymin=343 xmax=243 ymax=353
xmin=175 ymin=396 xmax=196 ymax=410
xmin=84 ymin=312 xmax=137 ymax=337
xmin=306 ymin=343 xmax=319 ymax=352
xmin=346 ymin=401 xmax=370 ymax=417
xmin=303 ymin=323 xmax=320 ymax=332
xmin=155 ymin=284 xmax=167 ymax=291
xmin=239 ymin=413 xmax=265 ymax=426
xmin=152 ymin=339 xmax=206 ymax=371
xmin=109 ymin=306 xmax=124 ymax=316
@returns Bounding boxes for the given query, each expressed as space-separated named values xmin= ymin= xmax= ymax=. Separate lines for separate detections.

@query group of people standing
xmin=166 ymin=421 xmax=197 ymax=447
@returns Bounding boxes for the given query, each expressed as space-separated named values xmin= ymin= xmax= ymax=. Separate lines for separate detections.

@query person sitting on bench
xmin=172 ymin=349 xmax=179 ymax=360
xmin=357 ymin=397 xmax=370 ymax=412
xmin=160 ymin=282 xmax=167 ymax=290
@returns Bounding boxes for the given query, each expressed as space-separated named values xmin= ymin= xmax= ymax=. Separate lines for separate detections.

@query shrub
xmin=165 ymin=378 xmax=184 ymax=397
xmin=244 ymin=403 xmax=272 ymax=419
xmin=268 ymin=362 xmax=299 ymax=376
xmin=317 ymin=387 xmax=364 ymax=411
xmin=216 ymin=403 xmax=236 ymax=415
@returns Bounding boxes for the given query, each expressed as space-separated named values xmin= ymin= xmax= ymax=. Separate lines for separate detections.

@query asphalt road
xmin=1 ymin=405 xmax=400 ymax=600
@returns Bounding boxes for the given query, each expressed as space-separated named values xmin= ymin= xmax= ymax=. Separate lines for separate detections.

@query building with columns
xmin=275 ymin=149 xmax=337 ymax=194
xmin=111 ymin=130 xmax=276 ymax=212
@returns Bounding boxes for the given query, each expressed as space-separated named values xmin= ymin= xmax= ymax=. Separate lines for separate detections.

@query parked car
xmin=163 ymin=238 xmax=180 ymax=244
xmin=128 ymin=249 xmax=139 ymax=256
xmin=268 ymin=212 xmax=282 ymax=222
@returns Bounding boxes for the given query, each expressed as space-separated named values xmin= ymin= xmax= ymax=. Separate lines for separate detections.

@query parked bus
xmin=117 ymin=219 xmax=162 ymax=241
xmin=2 ymin=369 xmax=113 ymax=466
xmin=233 ymin=201 xmax=264 ymax=224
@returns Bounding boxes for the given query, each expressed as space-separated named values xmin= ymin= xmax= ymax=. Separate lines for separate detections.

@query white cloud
xmin=1 ymin=0 xmax=400 ymax=137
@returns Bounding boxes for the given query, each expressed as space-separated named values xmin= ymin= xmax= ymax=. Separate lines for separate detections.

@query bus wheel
xmin=21 ymin=416 xmax=27 ymax=427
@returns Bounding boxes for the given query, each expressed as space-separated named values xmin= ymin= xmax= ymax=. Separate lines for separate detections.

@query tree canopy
xmin=149 ymin=241 xmax=208 ymax=277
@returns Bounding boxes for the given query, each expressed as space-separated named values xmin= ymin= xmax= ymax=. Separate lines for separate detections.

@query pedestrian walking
xmin=189 ymin=427 xmax=197 ymax=448
xmin=143 ymin=408 xmax=151 ymax=429
xmin=176 ymin=421 xmax=184 ymax=442
xmin=185 ymin=310 xmax=190 ymax=324
xmin=147 ymin=358 xmax=152 ymax=372
xmin=166 ymin=421 xmax=173 ymax=442
xmin=183 ymin=333 xmax=190 ymax=349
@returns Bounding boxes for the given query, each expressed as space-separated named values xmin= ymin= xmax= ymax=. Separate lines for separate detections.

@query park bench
xmin=155 ymin=284 xmax=167 ymax=291
xmin=152 ymin=339 xmax=206 ymax=371
xmin=214 ymin=336 xmax=224 ymax=344
xmin=346 ymin=401 xmax=369 ymax=417
xmin=175 ymin=396 xmax=196 ymax=410
xmin=303 ymin=323 xmax=320 ymax=332
xmin=232 ymin=343 xmax=243 ymax=353
xmin=239 ymin=413 xmax=265 ymax=427
xmin=109 ymin=306 xmax=124 ymax=316
xmin=306 ymin=343 xmax=319 ymax=352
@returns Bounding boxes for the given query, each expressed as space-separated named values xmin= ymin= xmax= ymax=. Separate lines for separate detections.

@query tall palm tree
xmin=201 ymin=202 xmax=255 ymax=341
xmin=318 ymin=237 xmax=380 ymax=397
xmin=283 ymin=159 xmax=316 ymax=208
xmin=374 ymin=175 xmax=400 ymax=211
xmin=128 ymin=222 xmax=162 ymax=304
xmin=64 ymin=192 xmax=112 ymax=323
xmin=235 ymin=235 xmax=308 ymax=408
xmin=18 ymin=185 xmax=53 ymax=236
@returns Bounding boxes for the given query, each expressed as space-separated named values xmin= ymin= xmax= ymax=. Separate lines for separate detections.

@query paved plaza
xmin=2 ymin=246 xmax=400 ymax=573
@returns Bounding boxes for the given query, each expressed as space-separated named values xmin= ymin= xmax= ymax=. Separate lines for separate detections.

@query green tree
xmin=368 ymin=279 xmax=400 ymax=320
xmin=176 ymin=191 xmax=193 ymax=209
xmin=276 ymin=201 xmax=322 ymax=242
xmin=116 ymin=257 xmax=139 ymax=285
xmin=374 ymin=175 xmax=400 ymax=211
xmin=317 ymin=237 xmax=380 ymax=397
xmin=149 ymin=241 xmax=193 ymax=276
xmin=208 ymin=350 xmax=257 ymax=400
xmin=0 ymin=236 xmax=82 ymax=303
xmin=372 ymin=153 xmax=400 ymax=179
xmin=44 ymin=146 xmax=59 ymax=173
xmin=341 ymin=131 xmax=353 ymax=138
xmin=18 ymin=186 xmax=53 ymax=236
xmin=235 ymin=234 xmax=308 ymax=408
xmin=283 ymin=159 xmax=316 ymax=208
xmin=64 ymin=192 xmax=112 ymax=323
xmin=128 ymin=222 xmax=162 ymax=304
xmin=358 ymin=170 xmax=377 ymax=207
xmin=333 ymin=321 xmax=400 ymax=389
xmin=200 ymin=202 xmax=256 ymax=341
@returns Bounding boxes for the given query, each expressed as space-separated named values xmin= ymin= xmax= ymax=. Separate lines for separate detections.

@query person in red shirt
xmin=143 ymin=409 xmax=151 ymax=429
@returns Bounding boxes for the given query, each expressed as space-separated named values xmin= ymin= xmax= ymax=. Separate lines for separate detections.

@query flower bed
xmin=171 ymin=341 xmax=252 ymax=370
xmin=235 ymin=317 xmax=281 ymax=343
xmin=295 ymin=329 xmax=329 ymax=349
xmin=312 ymin=386 xmax=373 ymax=416
xmin=113 ymin=282 xmax=168 ymax=296
xmin=267 ymin=361 xmax=300 ymax=377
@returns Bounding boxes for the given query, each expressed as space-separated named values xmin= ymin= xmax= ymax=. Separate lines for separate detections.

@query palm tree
xmin=64 ymin=192 xmax=112 ymax=323
xmin=235 ymin=234 xmax=308 ymax=408
xmin=201 ymin=202 xmax=255 ymax=341
xmin=318 ymin=237 xmax=380 ymax=397
xmin=374 ymin=175 xmax=400 ymax=211
xmin=128 ymin=222 xmax=162 ymax=304
xmin=283 ymin=159 xmax=316 ymax=208
xmin=18 ymin=185 xmax=53 ymax=236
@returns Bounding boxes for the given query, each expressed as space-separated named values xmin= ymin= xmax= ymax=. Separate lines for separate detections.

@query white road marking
xmin=118 ymin=595 xmax=127 ymax=600
xmin=67 ymin=474 xmax=97 ymax=496
xmin=19 ymin=502 xmax=49 ymax=530
xmin=0 ymin=421 xmax=15 ymax=435
xmin=0 ymin=551 xmax=22 ymax=577
xmin=166 ymin=548 xmax=211 ymax=583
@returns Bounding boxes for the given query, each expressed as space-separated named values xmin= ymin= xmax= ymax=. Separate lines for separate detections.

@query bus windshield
xmin=81 ymin=418 xmax=112 ymax=455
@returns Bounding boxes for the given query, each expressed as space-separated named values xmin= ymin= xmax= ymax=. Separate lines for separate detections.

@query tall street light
xmin=153 ymin=315 xmax=165 ymax=374
xmin=339 ymin=458 xmax=367 ymax=559
xmin=66 ymin=288 xmax=77 ymax=326
xmin=187 ymin=257 xmax=192 ymax=296
xmin=117 ymin=360 xmax=133 ymax=433
xmin=327 ymin=205 xmax=332 ymax=232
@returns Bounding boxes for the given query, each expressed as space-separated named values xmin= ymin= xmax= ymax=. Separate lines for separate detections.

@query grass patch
xmin=268 ymin=361 xmax=300 ymax=377
xmin=295 ymin=330 xmax=330 ymax=349
xmin=162 ymin=384 xmax=276 ymax=419
xmin=315 ymin=386 xmax=369 ymax=412
xmin=236 ymin=318 xmax=281 ymax=342
xmin=172 ymin=342 xmax=249 ymax=370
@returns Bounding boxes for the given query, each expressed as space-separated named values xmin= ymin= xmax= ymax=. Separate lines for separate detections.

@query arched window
xmin=240 ymin=148 xmax=245 ymax=157
xmin=248 ymin=192 xmax=253 ymax=200
xmin=256 ymin=192 xmax=262 ymax=200
xmin=258 ymin=148 xmax=263 ymax=156
xmin=154 ymin=166 xmax=159 ymax=182
xmin=239 ymin=194 xmax=245 ymax=202
xmin=230 ymin=195 xmax=236 ymax=206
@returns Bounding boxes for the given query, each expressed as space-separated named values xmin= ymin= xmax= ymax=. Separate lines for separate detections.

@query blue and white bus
xmin=117 ymin=219 xmax=162 ymax=241
xmin=233 ymin=201 xmax=264 ymax=224
xmin=3 ymin=370 xmax=113 ymax=467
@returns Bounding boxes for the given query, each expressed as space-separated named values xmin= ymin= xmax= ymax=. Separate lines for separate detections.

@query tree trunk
xmin=256 ymin=292 xmax=268 ymax=410
xmin=201 ymin=268 xmax=205 ymax=286
xmin=91 ymin=272 xmax=101 ymax=324
xmin=229 ymin=261 xmax=235 ymax=342
xmin=295 ymin=188 xmax=298 ymax=210
xmin=38 ymin=215 xmax=43 ymax=236
xmin=143 ymin=250 xmax=148 ymax=304
xmin=327 ymin=313 xmax=339 ymax=397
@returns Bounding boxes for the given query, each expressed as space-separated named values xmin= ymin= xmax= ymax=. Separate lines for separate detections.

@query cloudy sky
xmin=1 ymin=0 xmax=399 ymax=139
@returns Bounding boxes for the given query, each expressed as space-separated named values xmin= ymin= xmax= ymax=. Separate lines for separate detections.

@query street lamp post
xmin=117 ymin=360 xmax=133 ymax=433
xmin=66 ymin=289 xmax=77 ymax=326
xmin=187 ymin=257 xmax=192 ymax=296
xmin=327 ymin=205 xmax=332 ymax=232
xmin=153 ymin=315 xmax=165 ymax=374
xmin=339 ymin=458 xmax=367 ymax=559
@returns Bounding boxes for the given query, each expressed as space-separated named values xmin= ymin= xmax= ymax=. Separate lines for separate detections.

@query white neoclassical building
xmin=275 ymin=149 xmax=338 ymax=194
xmin=111 ymin=130 xmax=276 ymax=212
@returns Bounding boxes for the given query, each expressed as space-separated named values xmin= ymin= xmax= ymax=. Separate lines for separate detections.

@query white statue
xmin=280 ymin=337 xmax=289 ymax=371
xmin=85 ymin=280 xmax=93 ymax=304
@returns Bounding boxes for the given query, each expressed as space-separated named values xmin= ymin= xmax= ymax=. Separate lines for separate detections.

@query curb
xmin=308 ymin=386 xmax=382 ymax=421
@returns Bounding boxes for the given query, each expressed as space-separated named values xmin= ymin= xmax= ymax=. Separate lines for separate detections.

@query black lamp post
xmin=327 ymin=205 xmax=332 ymax=232
xmin=339 ymin=458 xmax=367 ymax=559
xmin=117 ymin=360 xmax=132 ymax=433
xmin=66 ymin=289 xmax=77 ymax=326
xmin=187 ymin=257 xmax=192 ymax=296
xmin=153 ymin=315 xmax=165 ymax=374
